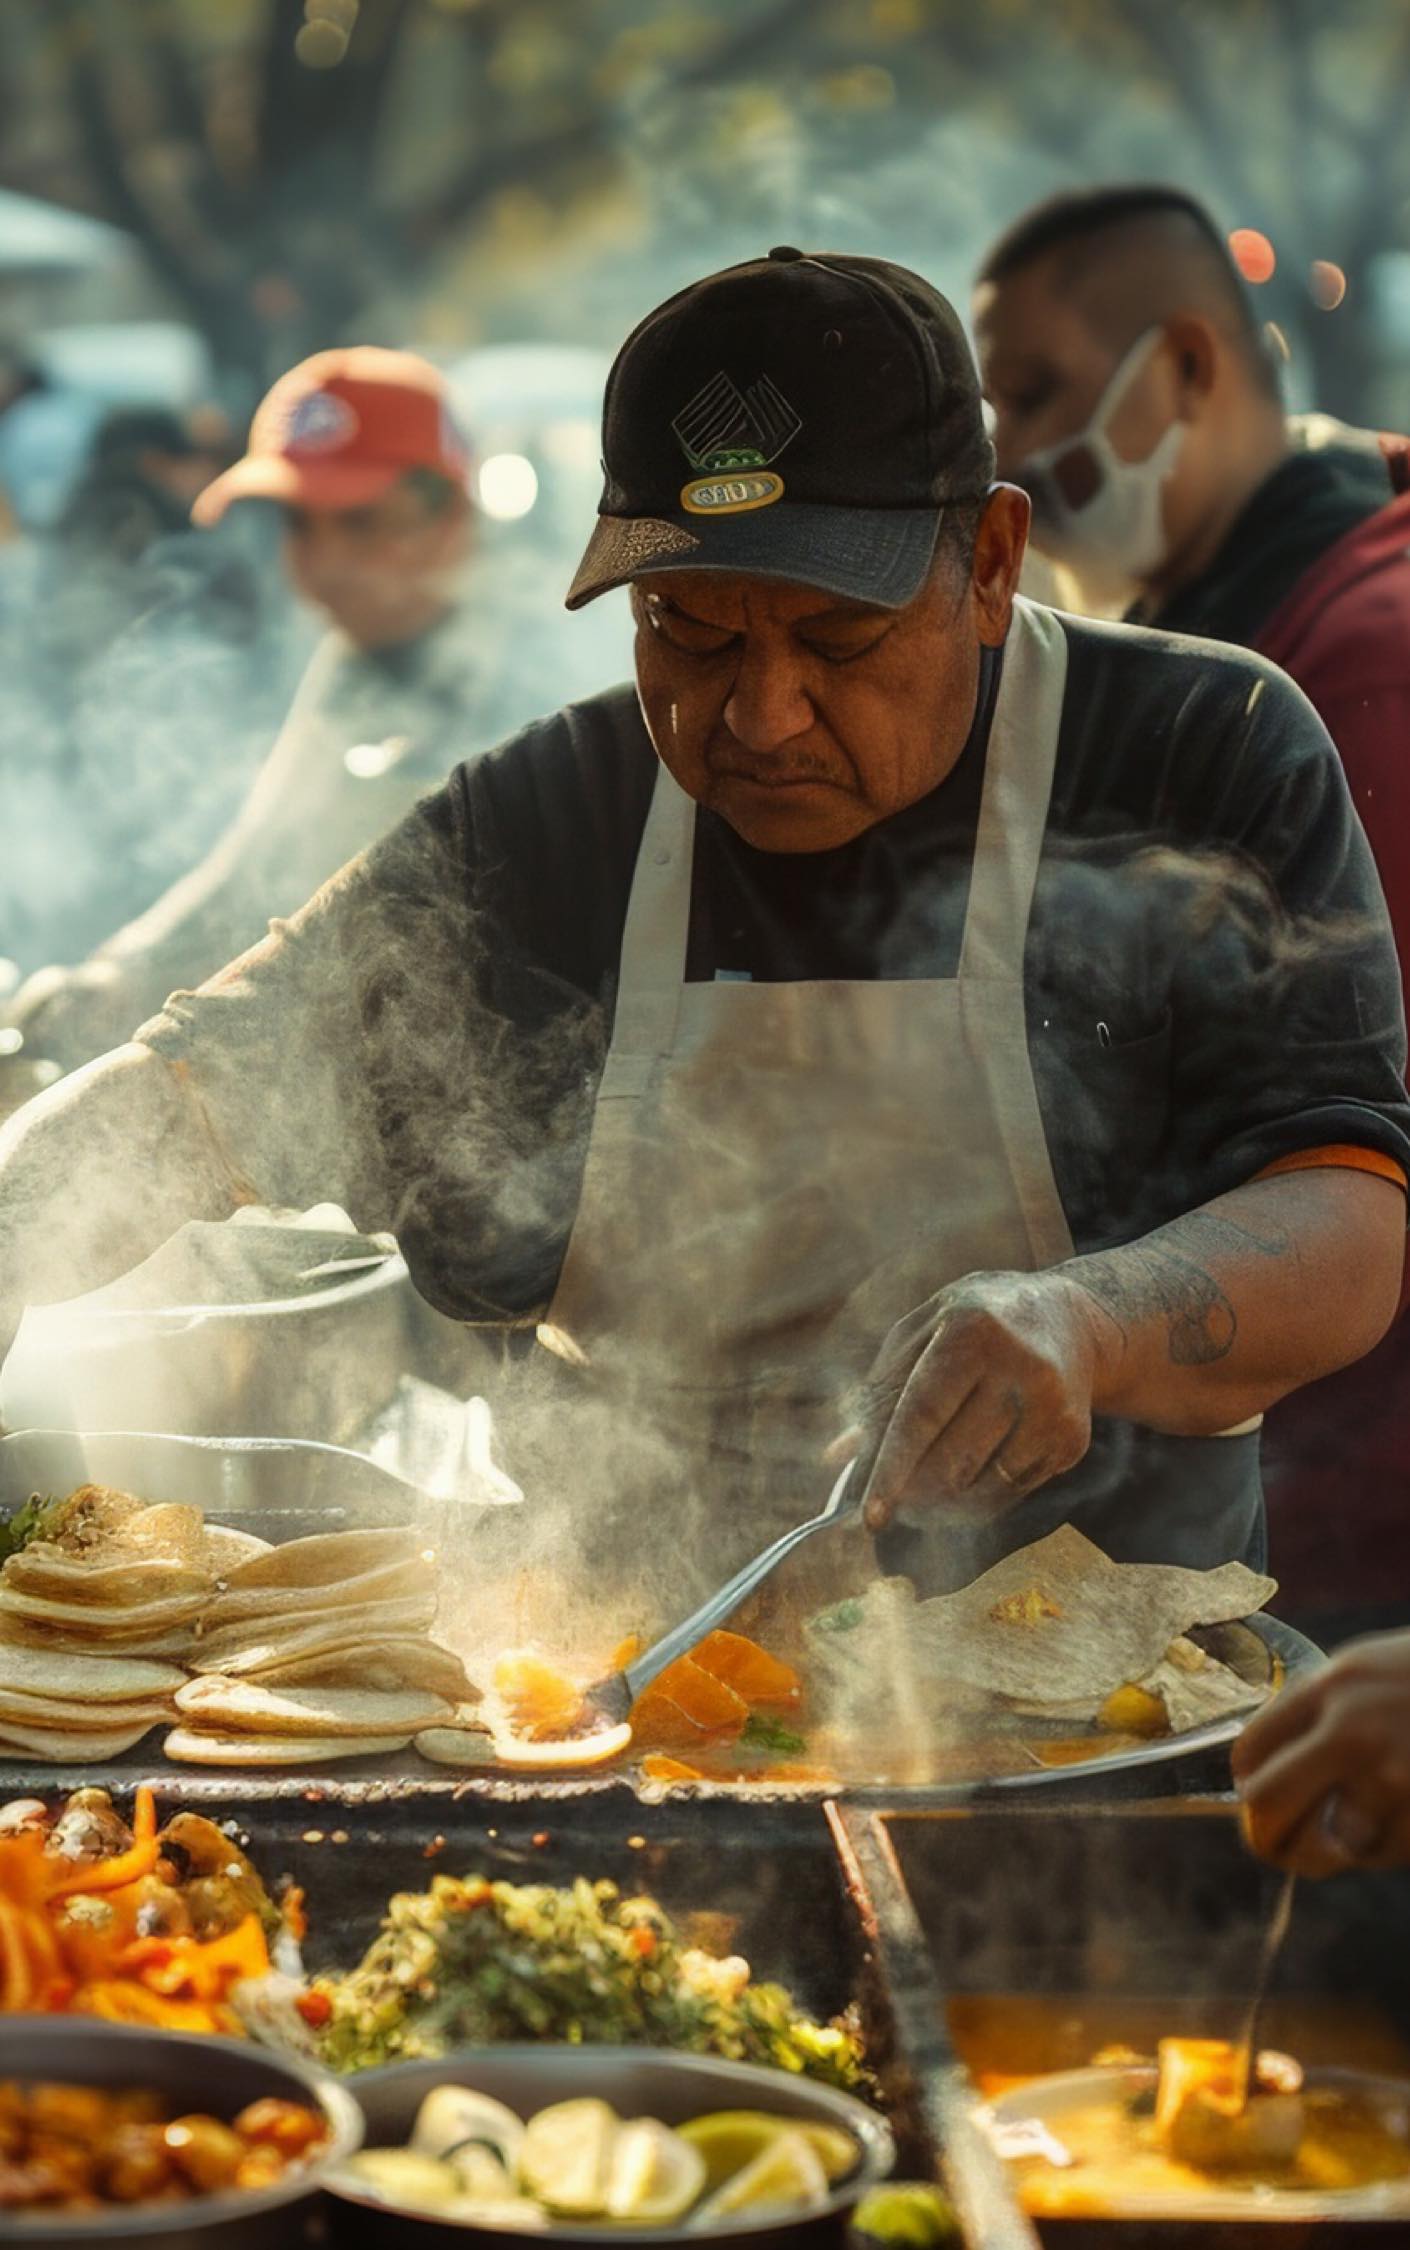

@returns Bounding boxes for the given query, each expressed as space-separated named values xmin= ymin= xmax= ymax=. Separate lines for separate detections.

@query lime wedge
xmin=342 ymin=2148 xmax=460 ymax=2209
xmin=519 ymin=2099 xmax=618 ymax=2216
xmin=678 ymin=2111 xmax=778 ymax=2188
xmin=680 ymin=2110 xmax=859 ymax=2188
xmin=446 ymin=2195 xmax=549 ymax=2231
xmin=605 ymin=2118 xmax=707 ymax=2223
xmin=449 ymin=2146 xmax=519 ymax=2200
xmin=412 ymin=2085 xmax=525 ymax=2171
xmin=851 ymin=2183 xmax=962 ymax=2248
xmin=697 ymin=2127 xmax=830 ymax=2221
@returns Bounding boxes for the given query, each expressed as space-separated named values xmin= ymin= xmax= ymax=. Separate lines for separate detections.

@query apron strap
xmin=602 ymin=759 xmax=695 ymax=1086
xmin=959 ymin=595 xmax=1068 ymax=983
xmin=958 ymin=597 xmax=1076 ymax=1270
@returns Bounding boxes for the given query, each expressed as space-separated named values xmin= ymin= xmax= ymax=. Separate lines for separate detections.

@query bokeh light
xmin=1229 ymin=228 xmax=1277 ymax=284
xmin=1309 ymin=260 xmax=1348 ymax=310
xmin=477 ymin=453 xmax=540 ymax=520
xmin=344 ymin=739 xmax=406 ymax=780
xmin=294 ymin=19 xmax=348 ymax=67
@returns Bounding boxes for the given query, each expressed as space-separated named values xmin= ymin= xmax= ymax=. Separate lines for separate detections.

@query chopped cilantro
xmin=315 ymin=1872 xmax=866 ymax=2088
xmin=0 ymin=1493 xmax=60 ymax=1563
xmin=740 ymin=1714 xmax=807 ymax=1755
xmin=813 ymin=1596 xmax=865 ymax=1634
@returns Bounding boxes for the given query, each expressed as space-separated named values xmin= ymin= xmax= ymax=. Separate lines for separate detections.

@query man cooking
xmin=0 ymin=249 xmax=1406 ymax=1627
xmin=970 ymin=186 xmax=1410 ymax=1637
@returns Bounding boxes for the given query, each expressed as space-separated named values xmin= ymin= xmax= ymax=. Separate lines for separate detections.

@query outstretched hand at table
xmin=1233 ymin=1632 xmax=1410 ymax=1876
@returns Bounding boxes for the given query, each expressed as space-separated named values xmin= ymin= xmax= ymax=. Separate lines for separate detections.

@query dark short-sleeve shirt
xmin=141 ymin=610 xmax=1410 ymax=1324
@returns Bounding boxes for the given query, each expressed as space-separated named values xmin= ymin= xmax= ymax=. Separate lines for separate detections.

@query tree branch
xmin=1117 ymin=0 xmax=1265 ymax=217
xmin=142 ymin=0 xmax=245 ymax=234
xmin=416 ymin=0 xmax=828 ymax=245
xmin=49 ymin=0 xmax=247 ymax=363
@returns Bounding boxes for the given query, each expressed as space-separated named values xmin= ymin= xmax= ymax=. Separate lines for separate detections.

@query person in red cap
xmin=7 ymin=348 xmax=479 ymax=1069
xmin=193 ymin=345 xmax=474 ymax=649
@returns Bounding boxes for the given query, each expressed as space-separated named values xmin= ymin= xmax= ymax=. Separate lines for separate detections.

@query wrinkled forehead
xmin=634 ymin=568 xmax=894 ymax=624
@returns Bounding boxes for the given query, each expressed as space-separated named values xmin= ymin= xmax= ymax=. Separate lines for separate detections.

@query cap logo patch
xmin=284 ymin=389 xmax=359 ymax=455
xmin=681 ymin=470 xmax=786 ymax=515
xmin=673 ymin=370 xmax=798 ymax=513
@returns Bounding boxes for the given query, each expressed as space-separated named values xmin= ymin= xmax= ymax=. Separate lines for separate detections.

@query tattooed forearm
xmin=1068 ymin=1242 xmax=1238 ymax=1365
xmin=1055 ymin=1174 xmax=1398 ymax=1433
xmin=1159 ymin=1206 xmax=1293 ymax=1263
xmin=1064 ymin=1204 xmax=1291 ymax=1368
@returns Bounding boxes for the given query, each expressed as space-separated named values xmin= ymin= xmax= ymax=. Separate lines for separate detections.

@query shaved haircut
xmin=979 ymin=184 xmax=1282 ymax=402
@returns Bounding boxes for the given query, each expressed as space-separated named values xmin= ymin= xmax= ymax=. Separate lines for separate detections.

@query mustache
xmin=707 ymin=739 xmax=846 ymax=787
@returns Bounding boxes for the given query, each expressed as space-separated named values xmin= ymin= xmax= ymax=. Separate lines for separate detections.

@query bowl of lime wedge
xmin=329 ymin=2046 xmax=894 ymax=2246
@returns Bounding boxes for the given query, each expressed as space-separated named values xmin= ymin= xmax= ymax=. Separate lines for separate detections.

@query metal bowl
xmin=328 ymin=2045 xmax=895 ymax=2247
xmin=2 ymin=2015 xmax=363 ymax=2250
xmin=0 ymin=1427 xmax=433 ymax=1542
xmin=982 ymin=2060 xmax=1410 ymax=2224
xmin=0 ymin=1230 xmax=414 ymax=1444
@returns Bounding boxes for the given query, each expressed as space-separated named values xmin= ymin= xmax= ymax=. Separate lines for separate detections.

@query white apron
xmin=526 ymin=597 xmax=1262 ymax=1635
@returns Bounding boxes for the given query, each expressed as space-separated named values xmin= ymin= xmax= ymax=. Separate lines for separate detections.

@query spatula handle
xmin=622 ymin=1464 xmax=858 ymax=1703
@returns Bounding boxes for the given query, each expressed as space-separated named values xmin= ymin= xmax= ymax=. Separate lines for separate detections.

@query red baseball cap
xmin=192 ymin=345 xmax=471 ymax=526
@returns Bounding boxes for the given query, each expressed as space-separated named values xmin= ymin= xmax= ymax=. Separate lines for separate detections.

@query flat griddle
xmin=0 ymin=1608 xmax=1311 ymax=1808
xmin=0 ymin=1428 xmax=1318 ymax=1805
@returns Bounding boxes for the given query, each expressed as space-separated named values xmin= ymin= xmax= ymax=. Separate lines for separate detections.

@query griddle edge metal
xmin=830 ymin=1801 xmax=1042 ymax=2250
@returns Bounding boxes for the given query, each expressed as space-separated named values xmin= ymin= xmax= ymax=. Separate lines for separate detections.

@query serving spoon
xmin=584 ymin=1459 xmax=861 ymax=1725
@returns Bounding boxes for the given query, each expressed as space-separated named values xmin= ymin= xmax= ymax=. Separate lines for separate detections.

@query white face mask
xmin=1014 ymin=327 xmax=1185 ymax=582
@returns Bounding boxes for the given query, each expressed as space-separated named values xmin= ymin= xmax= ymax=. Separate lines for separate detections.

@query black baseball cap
xmin=566 ymin=246 xmax=991 ymax=611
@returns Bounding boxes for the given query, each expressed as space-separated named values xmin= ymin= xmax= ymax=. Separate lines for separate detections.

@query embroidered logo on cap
xmin=673 ymin=371 xmax=799 ymax=514
xmin=284 ymin=389 xmax=359 ymax=455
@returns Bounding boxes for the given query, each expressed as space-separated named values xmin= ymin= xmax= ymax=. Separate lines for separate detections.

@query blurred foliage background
xmin=1 ymin=0 xmax=1408 ymax=423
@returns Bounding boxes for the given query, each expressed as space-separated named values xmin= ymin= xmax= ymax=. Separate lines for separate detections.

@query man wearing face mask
xmin=974 ymin=185 xmax=1410 ymax=1640
xmin=1 ymin=250 xmax=1407 ymax=1649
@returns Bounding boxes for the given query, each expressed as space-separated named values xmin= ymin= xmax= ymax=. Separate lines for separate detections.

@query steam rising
xmin=0 ymin=538 xmax=1399 ymax=1699
xmin=0 ymin=511 xmax=305 ymax=978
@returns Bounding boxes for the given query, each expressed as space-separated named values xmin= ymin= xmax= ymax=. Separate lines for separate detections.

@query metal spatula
xmin=585 ymin=1459 xmax=861 ymax=1725
xmin=1233 ymin=1867 xmax=1296 ymax=2110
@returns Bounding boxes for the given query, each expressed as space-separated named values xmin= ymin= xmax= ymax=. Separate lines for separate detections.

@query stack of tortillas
xmin=169 ymin=1527 xmax=478 ymax=1765
xmin=0 ymin=1486 xmax=227 ymax=1759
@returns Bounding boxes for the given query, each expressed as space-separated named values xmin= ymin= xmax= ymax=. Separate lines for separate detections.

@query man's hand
xmin=1232 ymin=1634 xmax=1410 ymax=1876
xmin=842 ymin=1171 xmax=1401 ymax=1537
xmin=848 ymin=1269 xmax=1111 ymax=1532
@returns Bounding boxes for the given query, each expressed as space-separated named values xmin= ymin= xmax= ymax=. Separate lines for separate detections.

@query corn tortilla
xmin=164 ymin=1725 xmax=414 ymax=1766
xmin=192 ymin=1593 xmax=436 ymax=1666
xmin=198 ymin=1556 xmax=432 ymax=1627
xmin=0 ymin=1643 xmax=186 ymax=1699
xmin=174 ymin=1675 xmax=453 ymax=1737
xmin=217 ymin=1527 xmax=424 ymax=1590
xmin=0 ymin=1712 xmax=163 ymax=1759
